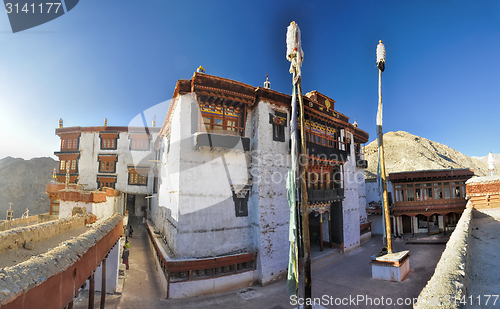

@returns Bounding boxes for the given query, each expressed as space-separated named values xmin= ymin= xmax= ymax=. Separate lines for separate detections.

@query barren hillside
xmin=363 ymin=131 xmax=488 ymax=179
xmin=0 ymin=157 xmax=58 ymax=219
xmin=471 ymin=152 xmax=500 ymax=171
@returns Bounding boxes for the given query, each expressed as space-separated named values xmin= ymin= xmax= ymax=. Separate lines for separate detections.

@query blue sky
xmin=0 ymin=0 xmax=499 ymax=160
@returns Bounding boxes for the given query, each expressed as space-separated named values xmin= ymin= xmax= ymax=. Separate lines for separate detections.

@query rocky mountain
xmin=0 ymin=157 xmax=58 ymax=219
xmin=471 ymin=152 xmax=500 ymax=172
xmin=363 ymin=131 xmax=489 ymax=179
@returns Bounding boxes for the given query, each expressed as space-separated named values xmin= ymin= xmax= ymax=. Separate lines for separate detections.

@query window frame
xmin=128 ymin=167 xmax=149 ymax=186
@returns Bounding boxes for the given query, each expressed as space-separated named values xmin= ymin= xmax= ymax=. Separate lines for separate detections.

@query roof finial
xmin=104 ymin=118 xmax=107 ymax=126
xmin=264 ymin=74 xmax=271 ymax=89
xmin=59 ymin=118 xmax=63 ymax=128
xmin=353 ymin=118 xmax=358 ymax=128
xmin=197 ymin=66 xmax=205 ymax=73
xmin=152 ymin=115 xmax=157 ymax=127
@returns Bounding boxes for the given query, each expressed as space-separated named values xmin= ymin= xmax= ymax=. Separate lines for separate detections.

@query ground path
xmin=74 ymin=218 xmax=447 ymax=309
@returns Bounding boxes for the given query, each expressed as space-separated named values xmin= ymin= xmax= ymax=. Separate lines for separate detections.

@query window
xmin=453 ymin=186 xmax=461 ymax=198
xmin=60 ymin=133 xmax=79 ymax=151
xmin=102 ymin=139 xmax=115 ymax=149
xmin=129 ymin=133 xmax=151 ymax=151
xmin=100 ymin=132 xmax=118 ymax=150
xmin=200 ymin=104 xmax=243 ymax=136
xmin=59 ymin=159 xmax=77 ymax=173
xmin=405 ymin=184 xmax=414 ymax=201
xmin=434 ymin=183 xmax=442 ymax=199
xmin=128 ymin=167 xmax=149 ymax=185
xmin=97 ymin=176 xmax=116 ymax=189
xmin=98 ymin=155 xmax=117 ymax=173
xmin=415 ymin=184 xmax=422 ymax=201
xmin=395 ymin=185 xmax=403 ymax=202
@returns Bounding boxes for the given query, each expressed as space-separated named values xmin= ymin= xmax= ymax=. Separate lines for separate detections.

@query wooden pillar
xmin=427 ymin=215 xmax=430 ymax=236
xmin=319 ymin=213 xmax=324 ymax=251
xmin=328 ymin=210 xmax=332 ymax=248
xmin=100 ymin=257 xmax=106 ymax=309
xmin=68 ymin=301 xmax=73 ymax=309
xmin=394 ymin=216 xmax=399 ymax=237
xmin=411 ymin=216 xmax=415 ymax=238
xmin=443 ymin=214 xmax=447 ymax=236
xmin=89 ymin=273 xmax=95 ymax=309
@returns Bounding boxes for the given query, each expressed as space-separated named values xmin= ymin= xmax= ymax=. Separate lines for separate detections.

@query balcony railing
xmin=307 ymin=188 xmax=344 ymax=204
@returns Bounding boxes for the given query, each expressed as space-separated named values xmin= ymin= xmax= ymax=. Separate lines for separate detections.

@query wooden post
xmin=89 ymin=273 xmax=95 ymax=309
xmin=319 ymin=213 xmax=324 ymax=251
xmin=297 ymin=81 xmax=312 ymax=308
xmin=328 ymin=211 xmax=332 ymax=248
xmin=394 ymin=215 xmax=398 ymax=237
xmin=100 ymin=257 xmax=106 ymax=309
xmin=427 ymin=216 xmax=430 ymax=236
xmin=378 ymin=68 xmax=393 ymax=254
xmin=443 ymin=214 xmax=447 ymax=236
xmin=411 ymin=216 xmax=415 ymax=238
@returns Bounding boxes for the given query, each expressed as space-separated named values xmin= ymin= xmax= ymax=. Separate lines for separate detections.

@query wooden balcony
xmin=307 ymin=188 xmax=344 ymax=204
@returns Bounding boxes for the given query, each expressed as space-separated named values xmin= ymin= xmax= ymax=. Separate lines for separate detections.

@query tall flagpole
xmin=376 ymin=40 xmax=393 ymax=254
xmin=286 ymin=21 xmax=312 ymax=307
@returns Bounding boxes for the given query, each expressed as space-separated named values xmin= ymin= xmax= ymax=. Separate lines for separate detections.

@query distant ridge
xmin=363 ymin=131 xmax=488 ymax=179
xmin=0 ymin=157 xmax=58 ymax=219
xmin=471 ymin=152 xmax=500 ymax=171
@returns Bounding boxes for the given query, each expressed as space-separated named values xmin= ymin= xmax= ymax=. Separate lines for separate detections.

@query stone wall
xmin=0 ymin=214 xmax=59 ymax=232
xmin=0 ymin=215 xmax=87 ymax=253
xmin=414 ymin=205 xmax=472 ymax=309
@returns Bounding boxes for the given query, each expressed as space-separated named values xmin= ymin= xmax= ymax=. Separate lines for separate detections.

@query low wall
xmin=414 ymin=205 xmax=473 ymax=309
xmin=0 ymin=215 xmax=87 ymax=253
xmin=0 ymin=214 xmax=124 ymax=308
xmin=37 ymin=214 xmax=59 ymax=223
xmin=0 ymin=214 xmax=60 ymax=232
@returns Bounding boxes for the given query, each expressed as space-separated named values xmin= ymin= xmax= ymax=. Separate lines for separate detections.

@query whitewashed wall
xmin=152 ymin=96 xmax=183 ymax=255
xmin=77 ymin=131 xmax=156 ymax=195
xmin=250 ymin=100 xmax=290 ymax=285
xmin=342 ymin=132 xmax=361 ymax=253
xmin=59 ymin=195 xmax=117 ymax=222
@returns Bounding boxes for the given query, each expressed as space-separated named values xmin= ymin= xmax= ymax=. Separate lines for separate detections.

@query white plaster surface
xmin=77 ymin=130 xmax=157 ymax=194
xmin=169 ymin=271 xmax=255 ymax=299
xmin=371 ymin=258 xmax=410 ymax=282
xmin=94 ymin=238 xmax=121 ymax=292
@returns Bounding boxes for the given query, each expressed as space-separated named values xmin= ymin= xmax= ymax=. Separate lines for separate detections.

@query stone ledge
xmin=0 ymin=214 xmax=123 ymax=306
xmin=413 ymin=205 xmax=472 ymax=309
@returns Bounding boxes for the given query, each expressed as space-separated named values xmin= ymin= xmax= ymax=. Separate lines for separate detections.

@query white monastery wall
xmin=77 ymin=131 xmax=156 ymax=195
xmin=342 ymin=132 xmax=361 ymax=253
xmin=59 ymin=195 xmax=116 ymax=221
xmin=175 ymin=94 xmax=254 ymax=258
xmin=250 ymin=100 xmax=290 ymax=285
xmin=152 ymin=97 xmax=183 ymax=256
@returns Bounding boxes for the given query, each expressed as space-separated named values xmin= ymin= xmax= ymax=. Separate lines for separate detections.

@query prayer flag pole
xmin=286 ymin=21 xmax=312 ymax=308
xmin=376 ymin=40 xmax=393 ymax=254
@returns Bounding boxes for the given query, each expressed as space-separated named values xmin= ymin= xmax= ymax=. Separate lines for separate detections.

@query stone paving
xmin=74 ymin=218 xmax=448 ymax=309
